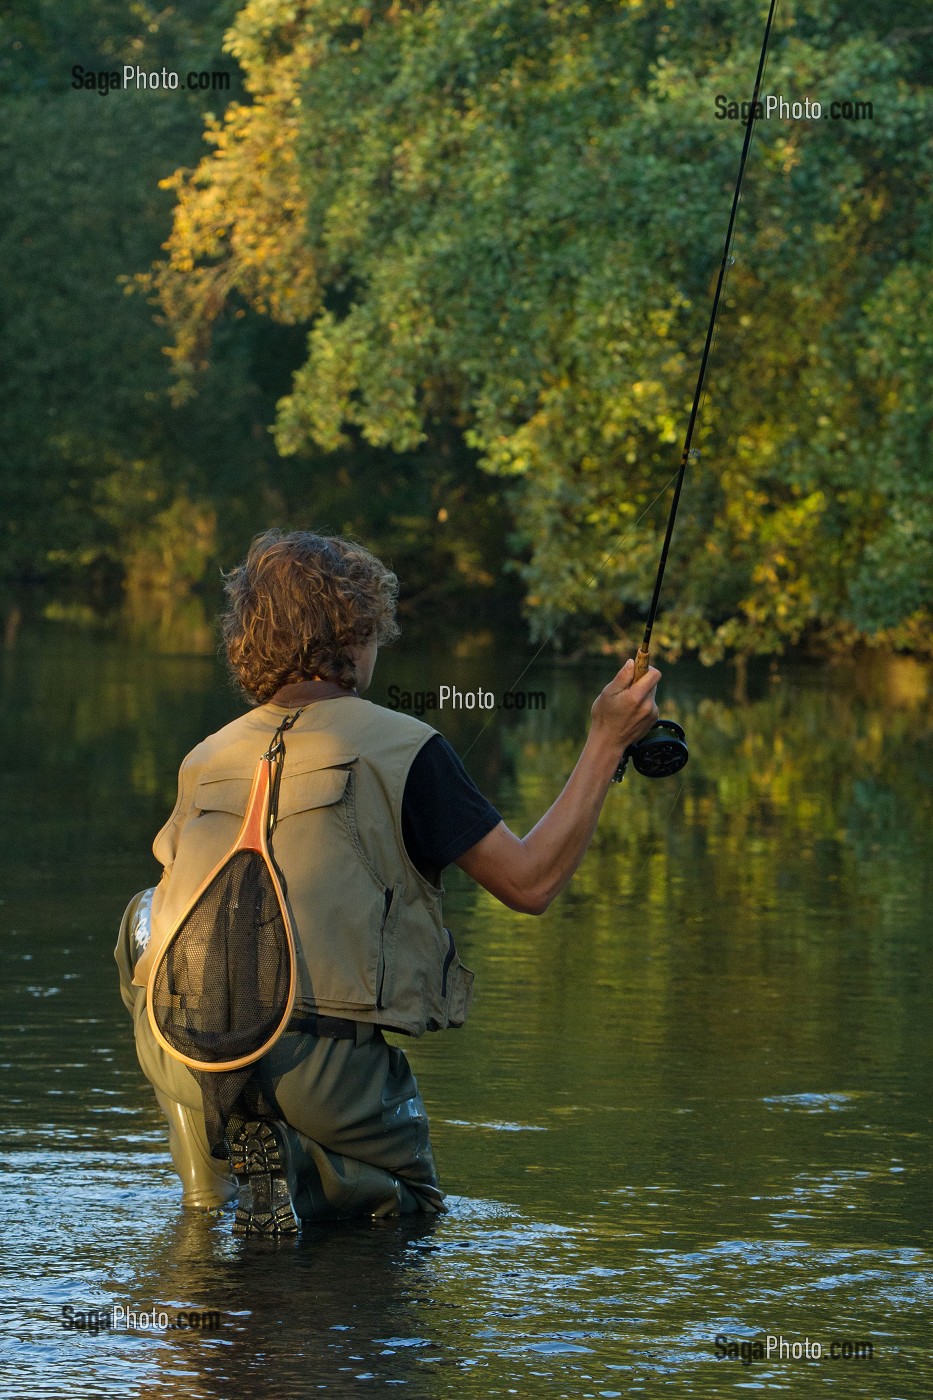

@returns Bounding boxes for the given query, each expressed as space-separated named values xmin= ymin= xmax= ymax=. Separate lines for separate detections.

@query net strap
xmin=263 ymin=708 xmax=304 ymax=839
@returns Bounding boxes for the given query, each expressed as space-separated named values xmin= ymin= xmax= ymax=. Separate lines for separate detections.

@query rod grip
xmin=633 ymin=644 xmax=650 ymax=682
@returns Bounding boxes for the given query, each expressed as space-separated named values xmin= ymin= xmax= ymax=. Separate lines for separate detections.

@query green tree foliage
xmin=150 ymin=0 xmax=932 ymax=657
xmin=0 ymin=1 xmax=247 ymax=608
xmin=0 ymin=2 xmax=510 ymax=634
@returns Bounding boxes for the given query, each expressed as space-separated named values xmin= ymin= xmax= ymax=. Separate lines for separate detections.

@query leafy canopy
xmin=151 ymin=0 xmax=933 ymax=657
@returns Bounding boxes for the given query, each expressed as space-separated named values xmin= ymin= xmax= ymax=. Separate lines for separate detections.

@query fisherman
xmin=115 ymin=529 xmax=660 ymax=1233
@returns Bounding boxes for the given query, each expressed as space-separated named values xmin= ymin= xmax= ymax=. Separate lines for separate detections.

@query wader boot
xmin=226 ymin=1119 xmax=298 ymax=1237
xmin=154 ymin=1089 xmax=238 ymax=1210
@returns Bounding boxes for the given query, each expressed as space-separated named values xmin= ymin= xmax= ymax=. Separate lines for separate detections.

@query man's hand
xmin=456 ymin=657 xmax=663 ymax=914
xmin=590 ymin=658 xmax=662 ymax=755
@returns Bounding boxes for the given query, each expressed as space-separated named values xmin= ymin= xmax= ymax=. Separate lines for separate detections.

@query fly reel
xmin=612 ymin=719 xmax=688 ymax=783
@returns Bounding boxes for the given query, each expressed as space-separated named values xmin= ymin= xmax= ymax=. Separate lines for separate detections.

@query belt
xmin=286 ymin=1013 xmax=374 ymax=1044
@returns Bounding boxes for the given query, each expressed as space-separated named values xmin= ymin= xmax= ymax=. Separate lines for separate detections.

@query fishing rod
xmin=614 ymin=0 xmax=779 ymax=783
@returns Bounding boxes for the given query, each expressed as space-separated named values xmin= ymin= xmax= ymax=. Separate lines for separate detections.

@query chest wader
xmin=145 ymin=710 xmax=305 ymax=1234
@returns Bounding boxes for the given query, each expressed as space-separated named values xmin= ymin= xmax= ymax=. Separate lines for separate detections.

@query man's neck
xmin=270 ymin=678 xmax=359 ymax=706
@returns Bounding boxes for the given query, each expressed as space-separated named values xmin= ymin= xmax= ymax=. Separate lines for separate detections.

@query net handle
xmin=134 ymin=709 xmax=305 ymax=989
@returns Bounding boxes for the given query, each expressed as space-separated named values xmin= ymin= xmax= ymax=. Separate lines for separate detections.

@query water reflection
xmin=0 ymin=625 xmax=930 ymax=1397
xmin=127 ymin=1211 xmax=454 ymax=1398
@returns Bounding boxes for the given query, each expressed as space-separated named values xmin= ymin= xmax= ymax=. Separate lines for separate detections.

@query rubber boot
xmin=226 ymin=1120 xmax=299 ymax=1238
xmin=154 ymin=1089 xmax=238 ymax=1209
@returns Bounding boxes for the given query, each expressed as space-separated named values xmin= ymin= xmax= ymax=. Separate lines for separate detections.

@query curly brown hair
xmin=220 ymin=529 xmax=400 ymax=704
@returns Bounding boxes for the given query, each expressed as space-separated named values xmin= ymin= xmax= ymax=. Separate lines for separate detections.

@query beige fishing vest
xmin=133 ymin=698 xmax=474 ymax=1037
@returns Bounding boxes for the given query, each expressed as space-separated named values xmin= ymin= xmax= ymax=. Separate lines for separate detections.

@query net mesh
xmin=151 ymin=848 xmax=291 ymax=1065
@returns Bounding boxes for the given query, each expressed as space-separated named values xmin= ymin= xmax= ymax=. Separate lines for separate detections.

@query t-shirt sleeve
xmin=401 ymin=734 xmax=502 ymax=881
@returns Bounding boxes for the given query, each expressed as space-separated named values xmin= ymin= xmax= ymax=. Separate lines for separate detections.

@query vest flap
xmin=195 ymin=759 xmax=355 ymax=819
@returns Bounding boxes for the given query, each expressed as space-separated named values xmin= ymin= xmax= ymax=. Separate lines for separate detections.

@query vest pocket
xmin=194 ymin=763 xmax=352 ymax=819
xmin=376 ymin=884 xmax=401 ymax=1011
xmin=439 ymin=927 xmax=474 ymax=1028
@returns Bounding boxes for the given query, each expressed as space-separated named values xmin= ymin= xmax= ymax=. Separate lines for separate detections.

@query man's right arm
xmin=455 ymin=658 xmax=660 ymax=914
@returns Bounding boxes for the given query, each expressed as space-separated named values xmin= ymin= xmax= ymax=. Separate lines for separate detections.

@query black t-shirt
xmin=401 ymin=735 xmax=501 ymax=884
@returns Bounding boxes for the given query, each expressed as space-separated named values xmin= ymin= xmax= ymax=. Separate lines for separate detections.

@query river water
xmin=1 ymin=624 xmax=930 ymax=1397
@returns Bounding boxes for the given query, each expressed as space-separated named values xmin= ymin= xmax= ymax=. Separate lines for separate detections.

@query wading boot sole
xmin=227 ymin=1121 xmax=298 ymax=1238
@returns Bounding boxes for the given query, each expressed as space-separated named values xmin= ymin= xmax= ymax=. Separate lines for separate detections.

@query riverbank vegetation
xmin=2 ymin=1 xmax=930 ymax=657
